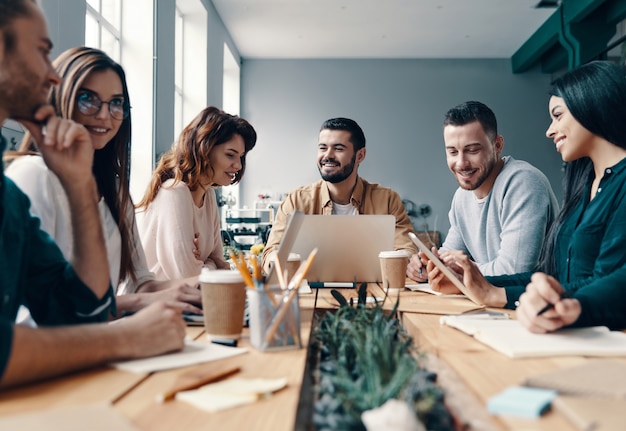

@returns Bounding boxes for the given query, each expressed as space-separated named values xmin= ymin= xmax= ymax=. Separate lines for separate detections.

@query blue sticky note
xmin=487 ymin=386 xmax=557 ymax=418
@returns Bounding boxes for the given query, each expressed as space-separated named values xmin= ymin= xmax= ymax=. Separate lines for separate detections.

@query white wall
xmin=40 ymin=0 xmax=85 ymax=58
xmin=239 ymin=59 xmax=564 ymax=236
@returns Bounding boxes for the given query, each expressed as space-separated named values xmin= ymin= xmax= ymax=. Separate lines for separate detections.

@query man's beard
xmin=319 ymin=154 xmax=356 ymax=184
xmin=0 ymin=55 xmax=47 ymax=121
xmin=456 ymin=155 xmax=497 ymax=191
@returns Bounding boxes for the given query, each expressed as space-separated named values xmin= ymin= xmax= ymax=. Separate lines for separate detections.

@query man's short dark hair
xmin=0 ymin=0 xmax=36 ymax=52
xmin=320 ymin=117 xmax=366 ymax=151
xmin=443 ymin=101 xmax=498 ymax=141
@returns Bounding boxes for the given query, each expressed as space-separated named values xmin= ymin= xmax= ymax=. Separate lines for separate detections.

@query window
xmin=85 ymin=0 xmax=122 ymax=62
xmin=176 ymin=0 xmax=207 ymax=130
xmin=223 ymin=43 xmax=240 ymax=116
xmin=220 ymin=43 xmax=242 ymax=207
xmin=174 ymin=7 xmax=184 ymax=137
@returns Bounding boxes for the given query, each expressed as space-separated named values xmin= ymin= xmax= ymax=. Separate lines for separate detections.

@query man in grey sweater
xmin=407 ymin=101 xmax=558 ymax=282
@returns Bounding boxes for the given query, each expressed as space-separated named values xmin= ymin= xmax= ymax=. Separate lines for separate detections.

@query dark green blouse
xmin=488 ymin=157 xmax=626 ymax=330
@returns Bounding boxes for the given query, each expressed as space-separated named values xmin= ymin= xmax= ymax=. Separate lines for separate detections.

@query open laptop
xmin=265 ymin=211 xmax=305 ymax=286
xmin=289 ymin=214 xmax=395 ymax=283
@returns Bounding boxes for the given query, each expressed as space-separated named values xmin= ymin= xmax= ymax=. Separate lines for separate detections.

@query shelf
xmin=222 ymin=207 xmax=273 ymax=251
xmin=225 ymin=217 xmax=262 ymax=224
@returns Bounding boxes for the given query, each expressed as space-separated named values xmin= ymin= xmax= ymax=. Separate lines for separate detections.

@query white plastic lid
xmin=198 ymin=268 xmax=244 ymax=283
xmin=378 ymin=250 xmax=411 ymax=258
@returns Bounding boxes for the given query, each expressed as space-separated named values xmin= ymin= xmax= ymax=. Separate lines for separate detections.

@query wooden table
xmin=114 ymin=307 xmax=313 ymax=431
xmin=1 ymin=287 xmax=623 ymax=430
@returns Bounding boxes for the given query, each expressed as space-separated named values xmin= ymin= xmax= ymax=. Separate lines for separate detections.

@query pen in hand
xmin=536 ymin=290 xmax=575 ymax=316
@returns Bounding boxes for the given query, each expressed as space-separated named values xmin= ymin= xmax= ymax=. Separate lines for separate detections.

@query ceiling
xmin=210 ymin=0 xmax=557 ymax=60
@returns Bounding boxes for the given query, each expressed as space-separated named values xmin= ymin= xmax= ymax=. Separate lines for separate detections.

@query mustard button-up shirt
xmin=262 ymin=177 xmax=417 ymax=272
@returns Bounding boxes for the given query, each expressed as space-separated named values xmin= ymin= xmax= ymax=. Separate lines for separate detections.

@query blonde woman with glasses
xmin=6 ymin=47 xmax=202 ymax=318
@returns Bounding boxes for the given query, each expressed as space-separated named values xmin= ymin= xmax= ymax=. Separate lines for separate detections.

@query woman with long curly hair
xmin=6 ymin=47 xmax=202 ymax=317
xmin=136 ymin=106 xmax=257 ymax=279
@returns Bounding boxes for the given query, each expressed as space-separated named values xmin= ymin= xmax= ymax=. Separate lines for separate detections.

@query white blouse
xmin=6 ymin=155 xmax=155 ymax=295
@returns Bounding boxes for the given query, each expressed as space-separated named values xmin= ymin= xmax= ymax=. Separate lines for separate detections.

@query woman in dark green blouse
xmin=428 ymin=61 xmax=626 ymax=332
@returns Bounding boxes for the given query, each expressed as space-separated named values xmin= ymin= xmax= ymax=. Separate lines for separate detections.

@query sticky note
xmin=487 ymin=386 xmax=557 ymax=418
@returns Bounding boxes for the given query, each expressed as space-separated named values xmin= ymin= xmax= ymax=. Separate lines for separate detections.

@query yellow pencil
xmin=229 ymin=249 xmax=255 ymax=288
xmin=249 ymin=254 xmax=262 ymax=283
xmin=273 ymin=258 xmax=287 ymax=290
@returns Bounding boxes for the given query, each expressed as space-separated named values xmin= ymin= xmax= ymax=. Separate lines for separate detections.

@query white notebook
xmin=440 ymin=316 xmax=626 ymax=359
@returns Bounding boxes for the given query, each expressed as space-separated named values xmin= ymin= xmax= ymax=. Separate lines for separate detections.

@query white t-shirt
xmin=332 ymin=201 xmax=358 ymax=215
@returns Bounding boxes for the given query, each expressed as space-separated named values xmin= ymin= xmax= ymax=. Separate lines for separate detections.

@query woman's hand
xmin=192 ymin=232 xmax=201 ymax=260
xmin=122 ymin=280 xmax=203 ymax=315
xmin=427 ymin=254 xmax=463 ymax=295
xmin=516 ymin=273 xmax=581 ymax=333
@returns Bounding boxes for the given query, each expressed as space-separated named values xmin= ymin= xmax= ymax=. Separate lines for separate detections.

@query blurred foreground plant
xmin=312 ymin=283 xmax=455 ymax=431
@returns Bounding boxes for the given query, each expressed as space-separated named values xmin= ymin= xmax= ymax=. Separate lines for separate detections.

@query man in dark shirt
xmin=0 ymin=0 xmax=185 ymax=388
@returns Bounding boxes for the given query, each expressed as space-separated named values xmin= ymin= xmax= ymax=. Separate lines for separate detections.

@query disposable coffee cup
xmin=199 ymin=268 xmax=247 ymax=341
xmin=286 ymin=253 xmax=301 ymax=284
xmin=379 ymin=250 xmax=411 ymax=293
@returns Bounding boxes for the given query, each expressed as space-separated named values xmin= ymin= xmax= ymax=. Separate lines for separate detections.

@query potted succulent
xmin=310 ymin=284 xmax=455 ymax=431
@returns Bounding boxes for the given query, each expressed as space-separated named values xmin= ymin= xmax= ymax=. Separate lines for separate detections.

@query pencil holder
xmin=247 ymin=287 xmax=301 ymax=352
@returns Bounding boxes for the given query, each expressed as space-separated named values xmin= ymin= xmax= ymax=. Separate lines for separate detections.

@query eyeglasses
xmin=76 ymin=90 xmax=130 ymax=120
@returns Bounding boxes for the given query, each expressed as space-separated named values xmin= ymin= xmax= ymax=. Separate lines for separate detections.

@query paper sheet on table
xmin=524 ymin=361 xmax=626 ymax=398
xmin=406 ymin=283 xmax=465 ymax=297
xmin=176 ymin=377 xmax=288 ymax=412
xmin=397 ymin=292 xmax=485 ymax=315
xmin=0 ymin=403 xmax=139 ymax=431
xmin=111 ymin=340 xmax=247 ymax=373
xmin=553 ymin=396 xmax=626 ymax=431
